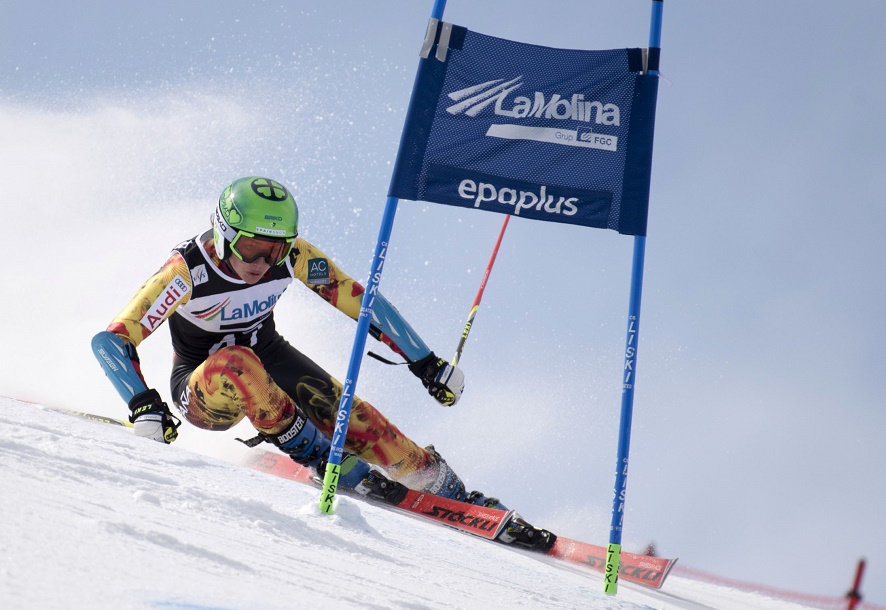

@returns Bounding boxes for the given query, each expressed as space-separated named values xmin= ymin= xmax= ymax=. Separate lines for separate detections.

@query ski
xmin=247 ymin=449 xmax=677 ymax=590
xmin=29 ymin=401 xmax=678 ymax=589
xmin=548 ymin=535 xmax=677 ymax=590
xmin=244 ymin=449 xmax=512 ymax=541
xmin=36 ymin=404 xmax=133 ymax=428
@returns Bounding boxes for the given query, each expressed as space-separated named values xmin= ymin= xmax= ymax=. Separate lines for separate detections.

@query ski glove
xmin=408 ymin=352 xmax=465 ymax=407
xmin=128 ymin=389 xmax=181 ymax=444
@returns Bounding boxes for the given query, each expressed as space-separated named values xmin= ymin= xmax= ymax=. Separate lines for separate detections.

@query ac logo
xmin=307 ymin=257 xmax=329 ymax=285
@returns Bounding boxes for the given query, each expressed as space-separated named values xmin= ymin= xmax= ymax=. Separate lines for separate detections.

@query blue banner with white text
xmin=388 ymin=24 xmax=659 ymax=236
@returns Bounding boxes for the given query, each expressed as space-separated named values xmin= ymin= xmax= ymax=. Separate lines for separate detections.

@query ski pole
xmin=452 ymin=214 xmax=510 ymax=366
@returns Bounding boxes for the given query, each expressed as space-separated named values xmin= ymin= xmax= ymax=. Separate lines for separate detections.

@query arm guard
xmin=369 ymin=292 xmax=431 ymax=362
xmin=91 ymin=331 xmax=149 ymax=403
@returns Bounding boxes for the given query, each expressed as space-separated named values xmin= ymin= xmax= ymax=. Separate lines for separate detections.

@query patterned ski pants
xmin=170 ymin=336 xmax=435 ymax=485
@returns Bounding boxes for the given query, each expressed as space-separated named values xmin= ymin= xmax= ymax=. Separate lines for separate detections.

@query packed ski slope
xmin=1 ymin=396 xmax=821 ymax=610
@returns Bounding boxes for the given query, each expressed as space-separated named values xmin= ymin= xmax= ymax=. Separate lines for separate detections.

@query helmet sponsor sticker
xmin=215 ymin=212 xmax=228 ymax=232
xmin=258 ymin=213 xmax=288 ymax=236
xmin=140 ymin=275 xmax=191 ymax=331
xmin=254 ymin=226 xmax=287 ymax=236
xmin=307 ymin=258 xmax=330 ymax=285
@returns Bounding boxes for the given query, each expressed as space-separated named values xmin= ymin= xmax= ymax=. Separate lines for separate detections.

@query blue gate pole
xmin=604 ymin=0 xmax=664 ymax=595
xmin=319 ymin=0 xmax=449 ymax=514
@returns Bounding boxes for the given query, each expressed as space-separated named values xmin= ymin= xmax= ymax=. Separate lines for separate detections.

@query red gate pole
xmin=846 ymin=558 xmax=865 ymax=610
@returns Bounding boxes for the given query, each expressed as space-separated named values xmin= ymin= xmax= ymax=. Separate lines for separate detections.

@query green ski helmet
xmin=212 ymin=177 xmax=299 ymax=265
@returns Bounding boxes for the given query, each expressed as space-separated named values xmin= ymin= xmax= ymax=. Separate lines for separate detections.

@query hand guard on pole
xmin=408 ymin=352 xmax=465 ymax=407
xmin=128 ymin=389 xmax=180 ymax=443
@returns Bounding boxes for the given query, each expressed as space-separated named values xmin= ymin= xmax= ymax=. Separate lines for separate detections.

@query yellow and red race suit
xmin=104 ymin=230 xmax=439 ymax=485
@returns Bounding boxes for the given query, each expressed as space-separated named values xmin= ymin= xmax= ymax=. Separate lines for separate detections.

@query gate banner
xmin=388 ymin=22 xmax=659 ymax=236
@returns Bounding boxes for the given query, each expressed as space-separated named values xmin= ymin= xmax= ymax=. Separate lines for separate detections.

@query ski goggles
xmin=229 ymin=233 xmax=294 ymax=266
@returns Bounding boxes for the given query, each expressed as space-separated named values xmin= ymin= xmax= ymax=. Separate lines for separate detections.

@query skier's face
xmin=228 ymin=254 xmax=271 ymax=284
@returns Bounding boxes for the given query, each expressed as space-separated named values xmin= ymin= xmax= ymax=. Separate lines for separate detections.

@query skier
xmin=90 ymin=177 xmax=552 ymax=550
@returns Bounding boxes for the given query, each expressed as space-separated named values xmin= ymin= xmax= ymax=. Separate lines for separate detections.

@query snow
xmin=1 ymin=396 xmax=822 ymax=610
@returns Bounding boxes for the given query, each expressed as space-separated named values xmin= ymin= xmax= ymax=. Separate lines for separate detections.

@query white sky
xmin=2 ymin=0 xmax=884 ymax=604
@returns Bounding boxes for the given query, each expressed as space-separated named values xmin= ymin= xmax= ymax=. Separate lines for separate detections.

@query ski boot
xmin=424 ymin=445 xmax=509 ymax=509
xmin=264 ymin=413 xmax=370 ymax=490
xmin=422 ymin=447 xmax=555 ymax=552
xmin=420 ymin=445 xmax=468 ymax=500
xmin=421 ymin=445 xmax=499 ymax=504
xmin=353 ymin=445 xmax=493 ymax=508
